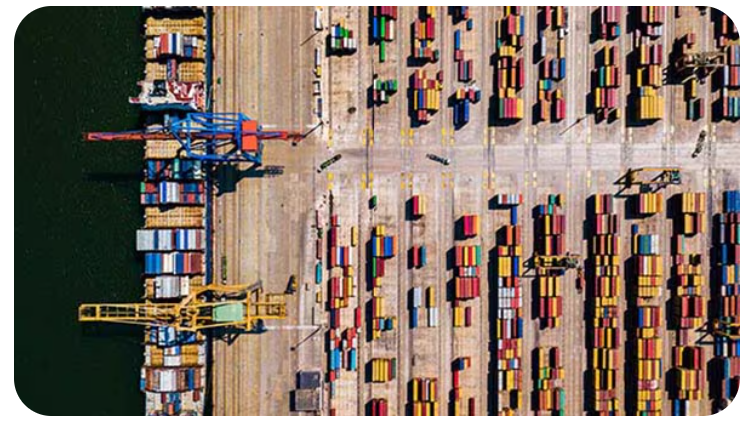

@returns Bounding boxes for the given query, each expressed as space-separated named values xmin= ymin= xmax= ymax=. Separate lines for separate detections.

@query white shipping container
xmin=314 ymin=8 xmax=323 ymax=31
xmin=412 ymin=287 xmax=423 ymax=308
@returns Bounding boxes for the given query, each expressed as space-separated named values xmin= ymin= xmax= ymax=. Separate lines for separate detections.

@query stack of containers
xmin=679 ymin=192 xmax=707 ymax=236
xmin=140 ymin=11 xmax=209 ymax=415
xmin=495 ymin=7 xmax=525 ymax=121
xmin=370 ymin=224 xmax=397 ymax=288
xmin=532 ymin=347 xmax=565 ymax=415
xmin=534 ymin=194 xmax=565 ymax=329
xmin=453 ymin=30 xmax=473 ymax=82
xmin=672 ymin=346 xmax=706 ymax=416
xmin=409 ymin=286 xmax=422 ymax=328
xmin=639 ymin=6 xmax=665 ymax=38
xmin=367 ymin=399 xmax=389 ymax=416
xmin=635 ymin=305 xmax=664 ymax=415
xmin=635 ymin=40 xmax=665 ymax=120
xmin=453 ymin=24 xmax=478 ymax=128
xmin=325 ymin=214 xmax=360 ymax=386
xmin=633 ymin=230 xmax=663 ymax=298
xmin=142 ymin=367 xmax=204 ymax=393
xmin=144 ymin=252 xmax=203 ymax=275
xmin=411 ymin=69 xmax=443 ymax=124
xmin=410 ymin=194 xmax=426 ymax=219
xmin=145 ymin=159 xmax=203 ymax=180
xmin=720 ymin=44 xmax=740 ymax=120
xmin=671 ymin=346 xmax=705 ymax=415
xmin=496 ymin=55 xmax=525 ymax=120
xmin=326 ymin=326 xmax=359 ymax=382
xmin=144 ymin=343 xmax=206 ymax=367
xmin=538 ymin=6 xmax=567 ymax=31
xmin=593 ymin=45 xmax=621 ymax=120
xmin=369 ymin=358 xmax=397 ymax=383
xmin=450 ymin=357 xmax=473 ymax=416
xmin=426 ymin=286 xmax=438 ymax=327
xmin=711 ymin=190 xmax=740 ymax=407
xmin=716 ymin=13 xmax=739 ymax=47
xmin=372 ymin=79 xmax=398 ymax=105
xmin=599 ymin=6 xmax=621 ymax=40
xmin=461 ymin=214 xmax=480 ymax=238
xmin=494 ymin=195 xmax=524 ymax=415
xmin=371 ymin=6 xmax=397 ymax=62
xmin=412 ymin=6 xmax=438 ymax=62
xmin=536 ymin=7 xmax=567 ymax=123
xmin=453 ymin=225 xmax=481 ymax=327
xmin=453 ymin=245 xmax=482 ymax=301
xmin=496 ymin=7 xmax=524 ymax=57
xmin=369 ymin=225 xmax=397 ymax=340
xmin=370 ymin=294 xmax=397 ymax=338
xmin=631 ymin=224 xmax=663 ymax=415
xmin=144 ymin=275 xmax=196 ymax=300
xmin=152 ymin=33 xmax=204 ymax=59
xmin=669 ymin=193 xmax=707 ymax=415
xmin=137 ymin=229 xmax=205 ymax=252
xmin=408 ymin=378 xmax=439 ymax=416
xmin=140 ymin=181 xmax=206 ymax=205
xmin=329 ymin=23 xmax=357 ymax=54
xmin=409 ymin=245 xmax=428 ymax=269
xmin=587 ymin=194 xmax=621 ymax=415
xmin=636 ymin=192 xmax=664 ymax=215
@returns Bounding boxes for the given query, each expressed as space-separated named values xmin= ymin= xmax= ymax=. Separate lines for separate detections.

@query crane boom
xmin=78 ymin=284 xmax=287 ymax=332
xmin=84 ymin=112 xmax=304 ymax=164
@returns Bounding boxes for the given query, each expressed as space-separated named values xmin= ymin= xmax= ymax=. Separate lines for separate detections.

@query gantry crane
xmin=677 ymin=51 xmax=725 ymax=82
xmin=532 ymin=253 xmax=581 ymax=271
xmin=617 ymin=167 xmax=681 ymax=191
xmin=712 ymin=318 xmax=740 ymax=341
xmin=78 ymin=284 xmax=286 ymax=332
xmin=85 ymin=112 xmax=304 ymax=165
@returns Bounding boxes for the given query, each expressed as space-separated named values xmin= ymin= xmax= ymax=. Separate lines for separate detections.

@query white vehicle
xmin=314 ymin=8 xmax=323 ymax=31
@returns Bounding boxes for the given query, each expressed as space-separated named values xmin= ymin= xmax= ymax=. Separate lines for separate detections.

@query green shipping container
xmin=380 ymin=40 xmax=386 ymax=62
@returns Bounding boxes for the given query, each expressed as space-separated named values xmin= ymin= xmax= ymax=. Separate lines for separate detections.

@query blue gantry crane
xmin=86 ymin=112 xmax=303 ymax=165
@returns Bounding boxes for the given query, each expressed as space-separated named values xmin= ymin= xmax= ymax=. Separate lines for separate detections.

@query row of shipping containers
xmin=140 ymin=10 xmax=208 ymax=416
xmin=716 ymin=13 xmax=739 ymax=47
xmin=711 ymin=191 xmax=740 ymax=407
xmin=325 ymin=213 xmax=361 ymax=386
xmin=140 ymin=181 xmax=205 ymax=205
xmin=450 ymin=357 xmax=474 ymax=415
xmin=632 ymin=221 xmax=664 ymax=414
xmin=329 ymin=23 xmax=357 ymax=53
xmin=412 ymin=7 xmax=438 ymax=62
xmin=598 ymin=6 xmax=621 ymax=40
xmin=409 ymin=286 xmax=438 ymax=328
xmin=638 ymin=6 xmax=665 ymax=38
xmin=496 ymin=8 xmax=524 ymax=57
xmin=408 ymin=377 xmax=439 ymax=416
xmin=587 ymin=195 xmax=622 ymax=414
xmin=145 ymin=159 xmax=203 ymax=180
xmin=136 ymin=228 xmax=205 ymax=251
xmin=532 ymin=347 xmax=565 ymax=414
xmin=593 ymin=45 xmax=621 ymax=119
xmin=534 ymin=196 xmax=565 ymax=328
xmin=670 ymin=193 xmax=708 ymax=413
xmin=411 ymin=70 xmax=442 ymax=123
xmin=494 ymin=199 xmax=524 ymax=414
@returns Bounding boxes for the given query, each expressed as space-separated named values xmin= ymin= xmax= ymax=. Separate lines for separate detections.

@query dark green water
xmin=16 ymin=7 xmax=145 ymax=415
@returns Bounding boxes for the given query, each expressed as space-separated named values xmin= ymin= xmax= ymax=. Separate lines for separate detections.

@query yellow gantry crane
xmin=78 ymin=284 xmax=286 ymax=332
xmin=712 ymin=318 xmax=740 ymax=341
xmin=618 ymin=167 xmax=682 ymax=190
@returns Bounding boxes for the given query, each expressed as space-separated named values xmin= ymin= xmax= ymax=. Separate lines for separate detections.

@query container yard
xmin=76 ymin=6 xmax=739 ymax=416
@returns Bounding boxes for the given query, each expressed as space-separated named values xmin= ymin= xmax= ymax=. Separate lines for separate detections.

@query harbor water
xmin=16 ymin=7 xmax=145 ymax=415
